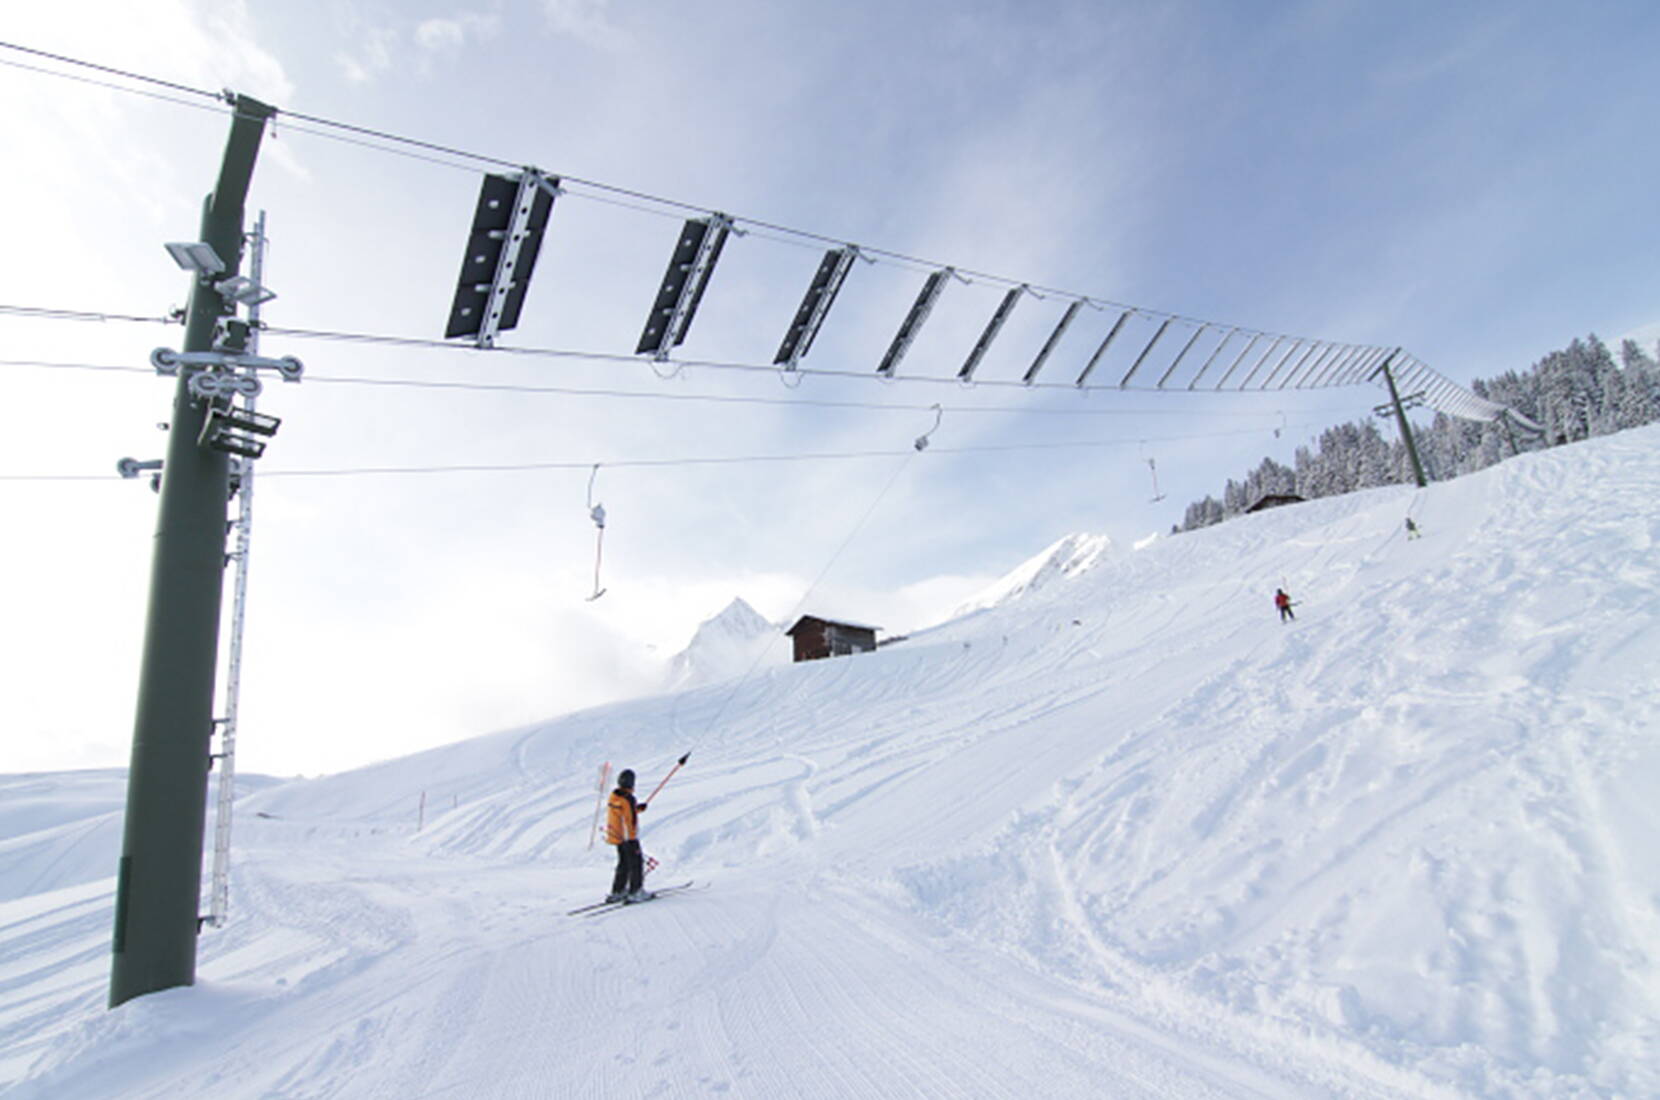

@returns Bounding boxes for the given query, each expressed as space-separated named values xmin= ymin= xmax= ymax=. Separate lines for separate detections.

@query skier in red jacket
xmin=1274 ymin=588 xmax=1295 ymax=623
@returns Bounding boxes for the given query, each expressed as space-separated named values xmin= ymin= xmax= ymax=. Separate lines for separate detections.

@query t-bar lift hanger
xmin=586 ymin=464 xmax=607 ymax=601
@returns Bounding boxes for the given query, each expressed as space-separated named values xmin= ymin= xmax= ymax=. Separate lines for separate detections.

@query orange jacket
xmin=605 ymin=789 xmax=642 ymax=845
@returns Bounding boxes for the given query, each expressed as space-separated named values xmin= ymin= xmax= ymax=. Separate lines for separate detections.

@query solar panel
xmin=876 ymin=268 xmax=950 ymax=376
xmin=637 ymin=215 xmax=731 ymax=357
xmin=957 ymin=285 xmax=1023 ymax=381
xmin=1023 ymin=299 xmax=1083 ymax=385
xmin=444 ymin=171 xmax=557 ymax=344
xmin=775 ymin=247 xmax=855 ymax=367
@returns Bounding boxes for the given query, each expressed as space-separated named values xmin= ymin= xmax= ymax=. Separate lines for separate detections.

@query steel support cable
xmin=1347 ymin=347 xmax=1389 ymax=384
xmin=0 ymin=303 xmax=178 ymax=326
xmin=1229 ymin=336 xmax=1283 ymax=390
xmin=1281 ymin=343 xmax=1333 ymax=389
xmin=1155 ymin=323 xmax=1209 ymax=388
xmin=1263 ymin=340 xmax=1319 ymax=389
xmin=0 ymin=359 xmax=148 ymax=375
xmin=1213 ymin=334 xmax=1269 ymax=391
xmin=1350 ymin=347 xmax=1384 ymax=382
xmin=0 ymin=53 xmax=230 ymax=119
xmin=258 ymin=427 xmax=1330 ymax=475
xmin=1307 ymin=345 xmax=1367 ymax=389
xmin=257 ymin=322 xmax=1383 ymax=397
xmin=1 ymin=42 xmax=1513 ymax=421
xmin=1336 ymin=346 xmax=1380 ymax=385
xmin=1302 ymin=346 xmax=1353 ymax=389
xmin=1281 ymin=343 xmax=1337 ymax=389
xmin=0 ymin=356 xmax=1375 ymax=422
xmin=1399 ymin=361 xmax=1435 ymax=395
xmin=0 ymin=40 xmax=222 ymax=101
xmin=1320 ymin=344 xmax=1370 ymax=386
xmin=687 ymin=446 xmax=920 ymax=756
xmin=8 ymin=297 xmax=1500 ymax=424
xmin=0 ymin=416 xmax=1365 ymax=483
xmin=1 ymin=41 xmax=1364 ymax=360
xmin=1183 ymin=327 xmax=1235 ymax=390
xmin=1245 ymin=339 xmax=1302 ymax=389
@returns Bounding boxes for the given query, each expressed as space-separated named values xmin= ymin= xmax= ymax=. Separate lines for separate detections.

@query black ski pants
xmin=611 ymin=839 xmax=643 ymax=896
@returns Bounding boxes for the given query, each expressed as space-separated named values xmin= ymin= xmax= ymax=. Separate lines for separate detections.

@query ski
xmin=567 ymin=880 xmax=695 ymax=917
xmin=586 ymin=880 xmax=701 ymax=916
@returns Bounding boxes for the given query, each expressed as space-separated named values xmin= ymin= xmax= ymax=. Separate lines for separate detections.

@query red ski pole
xmin=643 ymin=752 xmax=690 ymax=806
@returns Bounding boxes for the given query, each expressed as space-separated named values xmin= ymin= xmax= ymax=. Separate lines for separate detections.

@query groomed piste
xmin=4 ymin=424 xmax=1658 ymax=1098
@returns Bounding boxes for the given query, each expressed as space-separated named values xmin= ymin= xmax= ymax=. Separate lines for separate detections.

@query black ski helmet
xmin=618 ymin=768 xmax=635 ymax=789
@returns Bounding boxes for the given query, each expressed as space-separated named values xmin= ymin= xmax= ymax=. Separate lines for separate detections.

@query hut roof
xmin=786 ymin=615 xmax=881 ymax=635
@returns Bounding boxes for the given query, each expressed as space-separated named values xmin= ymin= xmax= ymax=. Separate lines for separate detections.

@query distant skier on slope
xmin=1405 ymin=517 xmax=1422 ymax=540
xmin=605 ymin=769 xmax=651 ymax=903
xmin=1274 ymin=588 xmax=1295 ymax=623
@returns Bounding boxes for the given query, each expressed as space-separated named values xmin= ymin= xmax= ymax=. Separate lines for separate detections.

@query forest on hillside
xmin=1176 ymin=335 xmax=1660 ymax=531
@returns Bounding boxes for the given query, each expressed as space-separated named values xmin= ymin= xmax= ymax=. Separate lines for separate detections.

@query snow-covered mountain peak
xmin=952 ymin=532 xmax=1114 ymax=617
xmin=663 ymin=596 xmax=782 ymax=689
xmin=705 ymin=596 xmax=772 ymax=636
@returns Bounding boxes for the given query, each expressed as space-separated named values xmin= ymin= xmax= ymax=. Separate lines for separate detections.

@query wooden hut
xmin=1245 ymin=492 xmax=1306 ymax=514
xmin=785 ymin=615 xmax=879 ymax=663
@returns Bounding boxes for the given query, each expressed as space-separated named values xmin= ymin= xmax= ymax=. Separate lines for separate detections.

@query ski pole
xmin=587 ymin=761 xmax=611 ymax=849
xmin=643 ymin=752 xmax=690 ymax=806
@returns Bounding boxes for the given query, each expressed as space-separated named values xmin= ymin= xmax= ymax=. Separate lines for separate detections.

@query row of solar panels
xmin=439 ymin=169 xmax=1519 ymax=420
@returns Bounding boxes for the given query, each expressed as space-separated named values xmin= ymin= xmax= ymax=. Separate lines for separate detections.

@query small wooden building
xmin=1245 ymin=492 xmax=1306 ymax=514
xmin=785 ymin=615 xmax=879 ymax=663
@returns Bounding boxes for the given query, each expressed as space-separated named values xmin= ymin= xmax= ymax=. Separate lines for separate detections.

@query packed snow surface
xmin=4 ymin=425 xmax=1659 ymax=1098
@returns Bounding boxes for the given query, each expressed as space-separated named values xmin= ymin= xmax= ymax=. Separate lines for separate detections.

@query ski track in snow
xmin=5 ymin=425 xmax=1660 ymax=1097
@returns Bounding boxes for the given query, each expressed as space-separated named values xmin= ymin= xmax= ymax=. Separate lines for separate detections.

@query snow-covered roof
xmin=785 ymin=614 xmax=881 ymax=635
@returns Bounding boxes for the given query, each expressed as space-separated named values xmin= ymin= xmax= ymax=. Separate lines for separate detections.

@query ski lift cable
xmin=1 ymin=353 xmax=1379 ymax=425
xmin=682 ymin=405 xmax=937 ymax=757
xmin=4 ymin=39 xmax=1560 ymax=423
xmin=0 ymin=49 xmax=1509 ymax=414
xmin=2 ymin=42 xmax=1385 ymax=354
xmin=2 ymin=414 xmax=1376 ymax=483
xmin=1 ymin=300 xmax=1414 ymax=410
xmin=258 ymin=321 xmax=1403 ymax=399
xmin=0 ymin=43 xmax=223 ymax=105
xmin=0 ymin=296 xmax=1489 ymax=418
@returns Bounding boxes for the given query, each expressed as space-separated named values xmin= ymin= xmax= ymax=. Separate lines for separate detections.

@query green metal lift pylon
xmin=1377 ymin=349 xmax=1429 ymax=489
xmin=110 ymin=94 xmax=274 ymax=1009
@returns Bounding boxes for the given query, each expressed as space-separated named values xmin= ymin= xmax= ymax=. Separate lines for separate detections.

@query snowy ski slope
xmin=3 ymin=424 xmax=1658 ymax=1098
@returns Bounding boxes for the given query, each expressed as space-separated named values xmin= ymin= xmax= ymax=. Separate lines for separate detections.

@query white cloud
xmin=542 ymin=0 xmax=627 ymax=51
xmin=191 ymin=0 xmax=297 ymax=103
xmin=1618 ymin=320 xmax=1660 ymax=353
xmin=416 ymin=13 xmax=501 ymax=53
xmin=335 ymin=24 xmax=398 ymax=85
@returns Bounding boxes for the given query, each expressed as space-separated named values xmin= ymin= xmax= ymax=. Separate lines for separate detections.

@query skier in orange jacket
xmin=605 ymin=769 xmax=649 ymax=902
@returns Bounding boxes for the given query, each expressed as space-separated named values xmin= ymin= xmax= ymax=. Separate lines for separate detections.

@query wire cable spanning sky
xmin=1 ymin=1 xmax=1655 ymax=777
xmin=0 ymin=35 xmax=1490 ymax=414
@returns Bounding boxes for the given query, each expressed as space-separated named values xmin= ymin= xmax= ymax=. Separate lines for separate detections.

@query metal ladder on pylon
xmin=206 ymin=211 xmax=267 ymax=929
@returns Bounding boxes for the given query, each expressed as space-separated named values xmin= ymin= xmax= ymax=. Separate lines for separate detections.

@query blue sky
xmin=1 ymin=0 xmax=1655 ymax=775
